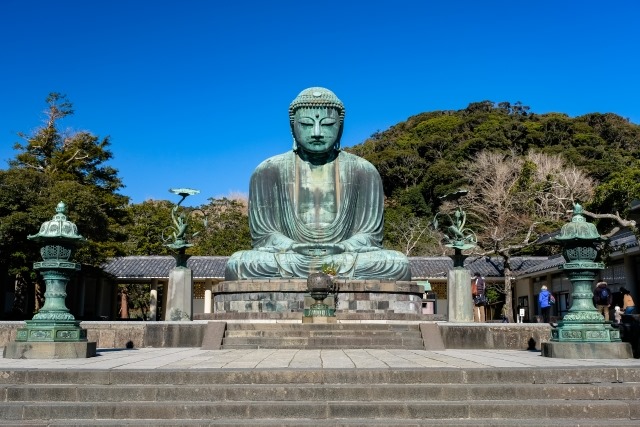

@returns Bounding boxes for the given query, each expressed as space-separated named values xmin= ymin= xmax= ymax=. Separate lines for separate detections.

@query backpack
xmin=597 ymin=287 xmax=609 ymax=304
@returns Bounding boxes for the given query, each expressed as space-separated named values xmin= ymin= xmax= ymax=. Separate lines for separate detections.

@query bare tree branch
xmin=445 ymin=150 xmax=596 ymax=321
xmin=580 ymin=209 xmax=637 ymax=238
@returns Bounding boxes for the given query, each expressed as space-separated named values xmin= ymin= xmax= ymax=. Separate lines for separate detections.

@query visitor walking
xmin=620 ymin=287 xmax=636 ymax=315
xmin=472 ymin=272 xmax=486 ymax=322
xmin=593 ymin=281 xmax=612 ymax=321
xmin=538 ymin=285 xmax=552 ymax=323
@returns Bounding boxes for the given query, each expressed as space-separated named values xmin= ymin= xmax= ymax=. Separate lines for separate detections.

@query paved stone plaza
xmin=2 ymin=347 xmax=640 ymax=370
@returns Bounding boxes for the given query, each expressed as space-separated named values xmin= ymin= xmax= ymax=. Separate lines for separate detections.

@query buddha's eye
xmin=321 ymin=118 xmax=337 ymax=126
xmin=298 ymin=118 xmax=314 ymax=126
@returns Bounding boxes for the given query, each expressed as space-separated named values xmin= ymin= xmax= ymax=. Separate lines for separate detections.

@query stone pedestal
xmin=4 ymin=319 xmax=96 ymax=359
xmin=3 ymin=341 xmax=96 ymax=359
xmin=15 ymin=319 xmax=87 ymax=342
xmin=447 ymin=268 xmax=473 ymax=322
xmin=165 ymin=267 xmax=193 ymax=320
xmin=541 ymin=341 xmax=633 ymax=359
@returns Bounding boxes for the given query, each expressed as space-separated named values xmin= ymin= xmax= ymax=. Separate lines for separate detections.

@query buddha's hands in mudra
xmin=290 ymin=242 xmax=346 ymax=256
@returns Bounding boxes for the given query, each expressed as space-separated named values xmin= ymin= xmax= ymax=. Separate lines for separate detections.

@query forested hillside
xmin=347 ymin=101 xmax=640 ymax=256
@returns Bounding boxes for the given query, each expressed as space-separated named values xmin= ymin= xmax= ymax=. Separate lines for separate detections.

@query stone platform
xmin=210 ymin=279 xmax=425 ymax=318
xmin=542 ymin=341 xmax=633 ymax=359
xmin=3 ymin=341 xmax=96 ymax=359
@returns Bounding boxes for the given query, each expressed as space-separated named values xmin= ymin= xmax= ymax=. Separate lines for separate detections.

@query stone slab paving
xmin=2 ymin=347 xmax=640 ymax=370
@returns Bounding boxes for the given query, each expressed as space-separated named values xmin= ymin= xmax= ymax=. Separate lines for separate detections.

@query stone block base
xmin=541 ymin=341 xmax=633 ymax=359
xmin=438 ymin=323 xmax=552 ymax=350
xmin=3 ymin=341 xmax=97 ymax=359
xmin=213 ymin=279 xmax=425 ymax=319
xmin=16 ymin=319 xmax=86 ymax=342
xmin=302 ymin=316 xmax=337 ymax=324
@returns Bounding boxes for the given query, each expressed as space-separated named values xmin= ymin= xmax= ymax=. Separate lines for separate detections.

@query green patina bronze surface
xmin=165 ymin=188 xmax=205 ymax=267
xmin=225 ymin=87 xmax=410 ymax=280
xmin=550 ymin=203 xmax=621 ymax=342
xmin=304 ymin=273 xmax=336 ymax=317
xmin=433 ymin=190 xmax=477 ymax=267
xmin=16 ymin=202 xmax=88 ymax=343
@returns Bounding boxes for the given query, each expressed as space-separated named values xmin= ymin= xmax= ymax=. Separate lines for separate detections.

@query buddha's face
xmin=293 ymin=107 xmax=341 ymax=154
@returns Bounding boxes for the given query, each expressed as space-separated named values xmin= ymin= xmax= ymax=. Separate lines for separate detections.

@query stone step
xmin=221 ymin=322 xmax=424 ymax=349
xmin=224 ymin=329 xmax=422 ymax=337
xmin=3 ymin=367 xmax=639 ymax=385
xmin=2 ymin=366 xmax=639 ymax=425
xmin=221 ymin=336 xmax=425 ymax=349
xmin=3 ymin=383 xmax=640 ymax=402
xmin=1 ymin=400 xmax=638 ymax=421
xmin=221 ymin=343 xmax=426 ymax=350
xmin=224 ymin=323 xmax=421 ymax=331
xmin=4 ymin=420 xmax=640 ymax=426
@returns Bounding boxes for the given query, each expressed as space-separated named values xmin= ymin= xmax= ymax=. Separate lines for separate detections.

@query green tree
xmin=121 ymin=200 xmax=174 ymax=256
xmin=191 ymin=197 xmax=251 ymax=256
xmin=118 ymin=283 xmax=151 ymax=320
xmin=589 ymin=164 xmax=640 ymax=219
xmin=0 ymin=93 xmax=130 ymax=318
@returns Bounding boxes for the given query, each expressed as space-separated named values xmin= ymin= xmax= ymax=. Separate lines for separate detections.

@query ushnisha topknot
xmin=289 ymin=87 xmax=345 ymax=124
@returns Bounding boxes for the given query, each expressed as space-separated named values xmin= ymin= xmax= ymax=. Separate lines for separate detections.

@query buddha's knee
xmin=224 ymin=250 xmax=282 ymax=280
xmin=224 ymin=251 xmax=245 ymax=280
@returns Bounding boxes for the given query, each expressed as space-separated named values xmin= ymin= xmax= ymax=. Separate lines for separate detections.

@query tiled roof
xmin=409 ymin=256 xmax=548 ymax=279
xmin=517 ymin=254 xmax=566 ymax=275
xmin=102 ymin=255 xmax=549 ymax=280
xmin=609 ymin=230 xmax=638 ymax=250
xmin=102 ymin=256 xmax=229 ymax=279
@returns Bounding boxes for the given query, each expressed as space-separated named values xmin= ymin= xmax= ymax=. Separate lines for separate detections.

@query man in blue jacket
xmin=538 ymin=285 xmax=552 ymax=323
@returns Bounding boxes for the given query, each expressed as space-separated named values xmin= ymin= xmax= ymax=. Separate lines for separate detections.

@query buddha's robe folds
xmin=225 ymin=151 xmax=411 ymax=280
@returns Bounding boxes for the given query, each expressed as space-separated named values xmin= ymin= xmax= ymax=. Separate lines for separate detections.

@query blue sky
xmin=1 ymin=1 xmax=639 ymax=207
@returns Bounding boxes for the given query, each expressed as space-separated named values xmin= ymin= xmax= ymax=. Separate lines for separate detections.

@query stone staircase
xmin=221 ymin=323 xmax=426 ymax=349
xmin=0 ymin=367 xmax=639 ymax=425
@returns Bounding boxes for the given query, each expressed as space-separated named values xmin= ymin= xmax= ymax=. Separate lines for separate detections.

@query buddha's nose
xmin=312 ymin=121 xmax=322 ymax=138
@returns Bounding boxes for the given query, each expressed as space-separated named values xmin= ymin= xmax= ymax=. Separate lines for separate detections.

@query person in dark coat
xmin=593 ymin=281 xmax=612 ymax=321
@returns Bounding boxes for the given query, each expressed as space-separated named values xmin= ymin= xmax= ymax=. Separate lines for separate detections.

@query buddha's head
xmin=289 ymin=87 xmax=345 ymax=155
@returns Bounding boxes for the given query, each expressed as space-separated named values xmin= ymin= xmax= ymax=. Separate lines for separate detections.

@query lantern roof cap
xmin=28 ymin=201 xmax=85 ymax=244
xmin=553 ymin=203 xmax=604 ymax=243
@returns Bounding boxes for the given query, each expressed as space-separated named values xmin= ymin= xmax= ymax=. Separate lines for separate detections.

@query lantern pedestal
xmin=542 ymin=267 xmax=631 ymax=358
xmin=4 ymin=266 xmax=96 ymax=359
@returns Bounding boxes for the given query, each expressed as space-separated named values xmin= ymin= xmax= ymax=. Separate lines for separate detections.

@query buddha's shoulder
xmin=254 ymin=152 xmax=293 ymax=171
